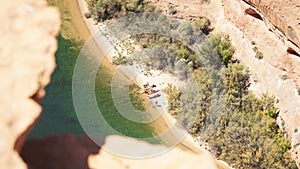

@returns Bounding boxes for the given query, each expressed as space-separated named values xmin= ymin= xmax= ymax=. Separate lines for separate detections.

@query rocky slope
xmin=0 ymin=0 xmax=60 ymax=168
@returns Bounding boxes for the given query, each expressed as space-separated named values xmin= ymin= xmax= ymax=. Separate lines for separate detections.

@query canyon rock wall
xmin=221 ymin=0 xmax=300 ymax=166
xmin=243 ymin=0 xmax=300 ymax=49
xmin=0 ymin=0 xmax=60 ymax=168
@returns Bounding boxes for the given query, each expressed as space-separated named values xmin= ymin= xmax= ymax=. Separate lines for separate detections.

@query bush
xmin=208 ymin=33 xmax=235 ymax=66
xmin=168 ymin=6 xmax=177 ymax=15
xmin=87 ymin=0 xmax=156 ymax=22
xmin=255 ymin=51 xmax=264 ymax=59
xmin=252 ymin=46 xmax=258 ymax=52
xmin=252 ymin=46 xmax=264 ymax=59
xmin=192 ymin=17 xmax=213 ymax=35
xmin=163 ymin=84 xmax=181 ymax=116
xmin=165 ymin=61 xmax=296 ymax=168
xmin=175 ymin=46 xmax=191 ymax=60
xmin=113 ymin=56 xmax=127 ymax=65
xmin=281 ymin=74 xmax=288 ymax=80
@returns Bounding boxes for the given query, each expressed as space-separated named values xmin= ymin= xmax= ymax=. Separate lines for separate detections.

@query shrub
xmin=175 ymin=46 xmax=191 ymax=60
xmin=252 ymin=46 xmax=258 ymax=52
xmin=168 ymin=6 xmax=177 ymax=15
xmin=192 ymin=17 xmax=213 ymax=35
xmin=163 ymin=84 xmax=181 ymax=116
xmin=281 ymin=74 xmax=288 ymax=80
xmin=87 ymin=0 xmax=156 ymax=22
xmin=255 ymin=51 xmax=264 ymax=59
xmin=113 ymin=56 xmax=127 ymax=65
xmin=208 ymin=33 xmax=235 ymax=66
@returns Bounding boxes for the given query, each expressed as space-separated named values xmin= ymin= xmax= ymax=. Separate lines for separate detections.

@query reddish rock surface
xmin=21 ymin=135 xmax=101 ymax=169
xmin=243 ymin=0 xmax=300 ymax=49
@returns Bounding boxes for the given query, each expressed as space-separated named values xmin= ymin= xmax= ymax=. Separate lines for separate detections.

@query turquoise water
xmin=29 ymin=34 xmax=154 ymax=140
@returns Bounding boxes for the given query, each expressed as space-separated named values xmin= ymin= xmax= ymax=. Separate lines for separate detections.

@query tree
xmin=208 ymin=33 xmax=235 ymax=66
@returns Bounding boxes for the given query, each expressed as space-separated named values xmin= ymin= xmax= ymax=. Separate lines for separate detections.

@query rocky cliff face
xmin=221 ymin=0 xmax=300 ymax=166
xmin=243 ymin=0 xmax=300 ymax=49
xmin=0 ymin=0 xmax=60 ymax=168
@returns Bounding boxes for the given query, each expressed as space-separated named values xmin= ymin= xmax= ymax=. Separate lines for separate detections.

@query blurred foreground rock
xmin=21 ymin=135 xmax=221 ymax=169
xmin=0 ymin=0 xmax=60 ymax=169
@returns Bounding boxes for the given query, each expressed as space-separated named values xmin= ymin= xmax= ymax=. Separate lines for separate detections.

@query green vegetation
xmin=113 ymin=56 xmax=128 ymax=65
xmin=162 ymin=84 xmax=181 ymax=116
xmin=208 ymin=33 xmax=235 ymax=66
xmin=163 ymin=35 xmax=296 ymax=168
xmin=168 ymin=5 xmax=177 ymax=15
xmin=129 ymin=84 xmax=147 ymax=112
xmin=86 ymin=0 xmax=156 ymax=22
xmin=192 ymin=17 xmax=213 ymax=35
xmin=252 ymin=45 xmax=264 ymax=59
xmin=281 ymin=74 xmax=289 ymax=80
xmin=126 ymin=33 xmax=196 ymax=76
xmin=255 ymin=51 xmax=264 ymax=59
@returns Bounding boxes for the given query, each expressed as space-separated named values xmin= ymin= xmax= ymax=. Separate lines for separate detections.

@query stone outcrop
xmin=243 ymin=0 xmax=300 ymax=49
xmin=0 ymin=0 xmax=60 ymax=168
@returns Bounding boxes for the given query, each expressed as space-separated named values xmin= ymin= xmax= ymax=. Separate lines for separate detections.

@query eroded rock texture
xmin=0 ymin=0 xmax=60 ymax=168
xmin=243 ymin=0 xmax=300 ymax=48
